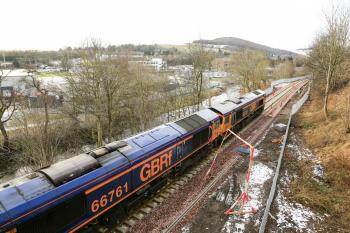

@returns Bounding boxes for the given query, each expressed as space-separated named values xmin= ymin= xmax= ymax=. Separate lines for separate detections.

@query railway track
xmin=84 ymin=79 xmax=308 ymax=233
xmin=161 ymin=80 xmax=308 ymax=233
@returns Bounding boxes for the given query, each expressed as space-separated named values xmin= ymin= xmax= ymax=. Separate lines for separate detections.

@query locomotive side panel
xmin=85 ymin=172 xmax=131 ymax=216
xmin=132 ymin=146 xmax=177 ymax=188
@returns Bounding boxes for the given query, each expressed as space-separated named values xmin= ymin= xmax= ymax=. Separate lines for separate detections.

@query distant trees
xmin=0 ymin=40 xmax=225 ymax=171
xmin=307 ymin=6 xmax=350 ymax=120
xmin=60 ymin=50 xmax=73 ymax=72
xmin=230 ymin=49 xmax=269 ymax=92
xmin=273 ymin=60 xmax=295 ymax=80
xmin=65 ymin=39 xmax=165 ymax=146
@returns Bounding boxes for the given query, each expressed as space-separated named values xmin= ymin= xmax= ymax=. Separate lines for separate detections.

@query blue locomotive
xmin=0 ymin=89 xmax=265 ymax=233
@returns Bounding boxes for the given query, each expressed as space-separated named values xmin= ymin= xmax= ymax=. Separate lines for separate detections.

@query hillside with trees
xmin=290 ymin=5 xmax=350 ymax=230
xmin=194 ymin=37 xmax=297 ymax=58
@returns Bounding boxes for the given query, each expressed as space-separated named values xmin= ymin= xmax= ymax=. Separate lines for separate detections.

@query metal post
xmin=224 ymin=129 xmax=255 ymax=215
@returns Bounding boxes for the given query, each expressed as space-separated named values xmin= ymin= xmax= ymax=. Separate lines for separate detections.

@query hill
xmin=193 ymin=37 xmax=297 ymax=58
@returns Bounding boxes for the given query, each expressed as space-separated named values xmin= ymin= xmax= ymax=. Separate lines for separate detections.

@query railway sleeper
xmin=115 ymin=225 xmax=129 ymax=233
xmin=145 ymin=201 xmax=158 ymax=208
xmin=140 ymin=206 xmax=152 ymax=214
xmin=124 ymin=219 xmax=136 ymax=227
xmin=132 ymin=212 xmax=144 ymax=220
xmin=159 ymin=192 xmax=170 ymax=199
xmin=154 ymin=196 xmax=165 ymax=203
xmin=166 ymin=188 xmax=176 ymax=194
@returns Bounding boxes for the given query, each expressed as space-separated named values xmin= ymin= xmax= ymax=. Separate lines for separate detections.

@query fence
xmin=258 ymin=82 xmax=311 ymax=233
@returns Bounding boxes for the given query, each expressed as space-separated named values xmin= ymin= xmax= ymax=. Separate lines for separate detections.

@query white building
xmin=148 ymin=58 xmax=167 ymax=71
xmin=1 ymin=69 xmax=28 ymax=94
xmin=129 ymin=58 xmax=167 ymax=71
xmin=203 ymin=71 xmax=229 ymax=78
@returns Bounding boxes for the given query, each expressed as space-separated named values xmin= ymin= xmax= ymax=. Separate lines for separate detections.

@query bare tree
xmin=65 ymin=39 xmax=130 ymax=145
xmin=126 ymin=64 xmax=164 ymax=132
xmin=24 ymin=71 xmax=60 ymax=165
xmin=65 ymin=39 xmax=105 ymax=146
xmin=230 ymin=49 xmax=269 ymax=93
xmin=60 ymin=49 xmax=72 ymax=72
xmin=189 ymin=43 xmax=214 ymax=110
xmin=102 ymin=57 xmax=129 ymax=142
xmin=13 ymin=108 xmax=72 ymax=169
xmin=273 ymin=60 xmax=295 ymax=80
xmin=28 ymin=71 xmax=50 ymax=137
xmin=0 ymin=68 xmax=18 ymax=153
xmin=307 ymin=6 xmax=350 ymax=120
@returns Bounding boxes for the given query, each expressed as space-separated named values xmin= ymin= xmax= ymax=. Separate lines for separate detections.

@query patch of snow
xmin=0 ymin=166 xmax=33 ymax=184
xmin=222 ymin=221 xmax=233 ymax=233
xmin=250 ymin=162 xmax=274 ymax=186
xmin=274 ymin=132 xmax=326 ymax=232
xmin=216 ymin=191 xmax=226 ymax=202
xmin=287 ymin=133 xmax=324 ymax=181
xmin=181 ymin=224 xmax=191 ymax=233
xmin=275 ymin=190 xmax=322 ymax=232
xmin=248 ymin=163 xmax=274 ymax=211
xmin=221 ymin=162 xmax=274 ymax=232
xmin=225 ymin=176 xmax=235 ymax=206
xmin=253 ymin=149 xmax=260 ymax=157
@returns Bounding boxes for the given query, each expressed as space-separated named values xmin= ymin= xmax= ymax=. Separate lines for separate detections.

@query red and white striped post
xmin=224 ymin=129 xmax=256 ymax=215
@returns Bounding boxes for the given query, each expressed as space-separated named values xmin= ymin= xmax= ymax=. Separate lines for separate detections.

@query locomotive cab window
xmin=177 ymin=144 xmax=182 ymax=156
xmin=232 ymin=113 xmax=236 ymax=124
xmin=224 ymin=115 xmax=230 ymax=124
xmin=213 ymin=120 xmax=220 ymax=129
xmin=258 ymin=99 xmax=264 ymax=106
xmin=236 ymin=110 xmax=243 ymax=121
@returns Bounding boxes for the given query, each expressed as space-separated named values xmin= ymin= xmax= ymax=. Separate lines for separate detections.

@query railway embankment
xmin=284 ymin=82 xmax=350 ymax=232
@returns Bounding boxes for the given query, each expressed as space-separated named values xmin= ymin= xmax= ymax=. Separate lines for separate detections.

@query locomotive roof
xmin=117 ymin=124 xmax=181 ymax=164
xmin=0 ymin=151 xmax=131 ymax=229
xmin=226 ymin=89 xmax=265 ymax=110
xmin=209 ymin=89 xmax=265 ymax=115
xmin=210 ymin=101 xmax=236 ymax=115
xmin=0 ymin=173 xmax=55 ymax=224
xmin=195 ymin=109 xmax=220 ymax=121
xmin=167 ymin=111 xmax=213 ymax=136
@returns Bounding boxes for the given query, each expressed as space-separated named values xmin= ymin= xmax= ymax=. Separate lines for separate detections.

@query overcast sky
xmin=0 ymin=0 xmax=344 ymax=52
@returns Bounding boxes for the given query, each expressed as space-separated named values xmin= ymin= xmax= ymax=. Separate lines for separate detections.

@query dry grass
xmin=291 ymin=82 xmax=350 ymax=230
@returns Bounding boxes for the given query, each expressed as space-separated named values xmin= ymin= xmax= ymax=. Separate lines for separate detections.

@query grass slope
xmin=292 ymin=82 xmax=350 ymax=231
